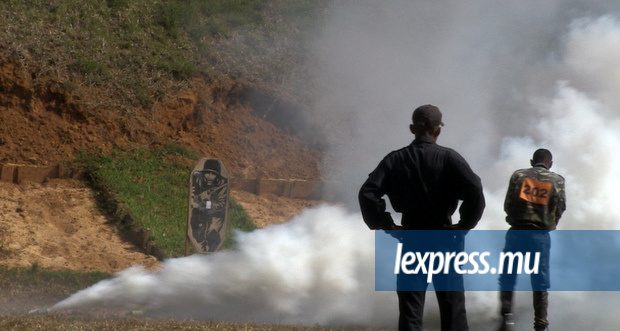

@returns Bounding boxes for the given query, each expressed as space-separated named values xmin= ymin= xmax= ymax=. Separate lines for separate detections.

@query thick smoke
xmin=311 ymin=1 xmax=620 ymax=229
xmin=51 ymin=1 xmax=620 ymax=330
xmin=310 ymin=1 xmax=620 ymax=330
xmin=52 ymin=205 xmax=397 ymax=328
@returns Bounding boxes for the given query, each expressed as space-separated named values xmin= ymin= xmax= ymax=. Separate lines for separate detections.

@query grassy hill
xmin=0 ymin=0 xmax=325 ymax=113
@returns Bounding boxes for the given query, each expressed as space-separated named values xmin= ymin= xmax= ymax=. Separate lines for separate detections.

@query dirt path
xmin=231 ymin=189 xmax=321 ymax=228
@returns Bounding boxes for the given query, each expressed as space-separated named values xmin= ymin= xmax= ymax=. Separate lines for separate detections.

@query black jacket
xmin=359 ymin=135 xmax=485 ymax=230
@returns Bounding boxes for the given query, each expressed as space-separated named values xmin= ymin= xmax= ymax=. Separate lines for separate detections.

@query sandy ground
xmin=231 ymin=189 xmax=321 ymax=228
xmin=0 ymin=180 xmax=160 ymax=273
xmin=0 ymin=179 xmax=319 ymax=274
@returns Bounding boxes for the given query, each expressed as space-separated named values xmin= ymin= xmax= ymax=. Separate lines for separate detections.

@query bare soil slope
xmin=0 ymin=180 xmax=160 ymax=273
xmin=0 ymin=59 xmax=323 ymax=273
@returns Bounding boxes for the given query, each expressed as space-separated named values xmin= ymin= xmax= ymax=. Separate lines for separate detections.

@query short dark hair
xmin=532 ymin=149 xmax=552 ymax=164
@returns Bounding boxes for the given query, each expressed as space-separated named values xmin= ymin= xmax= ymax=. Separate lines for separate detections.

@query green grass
xmin=0 ymin=313 xmax=387 ymax=331
xmin=0 ymin=0 xmax=328 ymax=115
xmin=0 ymin=264 xmax=110 ymax=296
xmin=75 ymin=143 xmax=257 ymax=258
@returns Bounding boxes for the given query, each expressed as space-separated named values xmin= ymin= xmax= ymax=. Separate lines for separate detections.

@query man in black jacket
xmin=359 ymin=104 xmax=485 ymax=331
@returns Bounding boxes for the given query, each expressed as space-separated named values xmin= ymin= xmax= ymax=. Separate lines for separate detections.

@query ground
xmin=0 ymin=179 xmax=160 ymax=273
xmin=0 ymin=59 xmax=324 ymax=274
xmin=0 ymin=179 xmax=320 ymax=273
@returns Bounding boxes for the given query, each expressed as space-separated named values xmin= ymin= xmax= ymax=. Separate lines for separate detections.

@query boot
xmin=498 ymin=291 xmax=514 ymax=331
xmin=498 ymin=313 xmax=514 ymax=331
xmin=533 ymin=291 xmax=549 ymax=331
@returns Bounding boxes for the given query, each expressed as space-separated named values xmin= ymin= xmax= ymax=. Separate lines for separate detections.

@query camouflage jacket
xmin=504 ymin=165 xmax=566 ymax=230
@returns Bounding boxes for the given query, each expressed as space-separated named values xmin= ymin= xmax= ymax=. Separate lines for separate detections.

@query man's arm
xmin=503 ymin=172 xmax=521 ymax=226
xmin=451 ymin=153 xmax=485 ymax=230
xmin=554 ymin=175 xmax=566 ymax=225
xmin=359 ymin=161 xmax=396 ymax=230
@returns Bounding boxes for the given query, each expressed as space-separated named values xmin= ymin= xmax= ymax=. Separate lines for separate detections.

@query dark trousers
xmin=397 ymin=290 xmax=469 ymax=331
xmin=500 ymin=291 xmax=548 ymax=329
xmin=499 ymin=230 xmax=550 ymax=329
xmin=396 ymin=232 xmax=468 ymax=331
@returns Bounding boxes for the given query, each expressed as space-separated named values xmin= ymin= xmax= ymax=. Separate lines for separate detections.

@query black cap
xmin=412 ymin=104 xmax=444 ymax=127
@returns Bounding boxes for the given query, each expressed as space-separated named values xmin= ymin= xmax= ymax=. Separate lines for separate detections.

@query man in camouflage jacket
xmin=498 ymin=148 xmax=566 ymax=331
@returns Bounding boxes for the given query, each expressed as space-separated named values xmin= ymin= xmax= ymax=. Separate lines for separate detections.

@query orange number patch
xmin=519 ymin=178 xmax=552 ymax=205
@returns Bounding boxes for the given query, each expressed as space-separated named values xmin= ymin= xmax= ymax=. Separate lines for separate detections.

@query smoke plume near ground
xmin=51 ymin=1 xmax=620 ymax=330
xmin=51 ymin=205 xmax=396 ymax=328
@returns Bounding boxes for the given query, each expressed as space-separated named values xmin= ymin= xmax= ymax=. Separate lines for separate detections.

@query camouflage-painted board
xmin=187 ymin=158 xmax=229 ymax=254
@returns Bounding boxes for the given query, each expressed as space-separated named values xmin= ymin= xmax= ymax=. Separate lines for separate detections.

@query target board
xmin=186 ymin=158 xmax=229 ymax=254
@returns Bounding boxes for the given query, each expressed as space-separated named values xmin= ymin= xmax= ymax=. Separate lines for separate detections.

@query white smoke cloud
xmin=50 ymin=2 xmax=620 ymax=330
xmin=310 ymin=1 xmax=620 ymax=330
xmin=52 ymin=205 xmax=397 ymax=328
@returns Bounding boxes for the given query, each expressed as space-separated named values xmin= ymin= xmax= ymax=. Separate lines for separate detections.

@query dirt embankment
xmin=0 ymin=60 xmax=322 ymax=180
xmin=0 ymin=180 xmax=160 ymax=273
xmin=0 ymin=58 xmax=324 ymax=273
xmin=0 ymin=179 xmax=320 ymax=273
